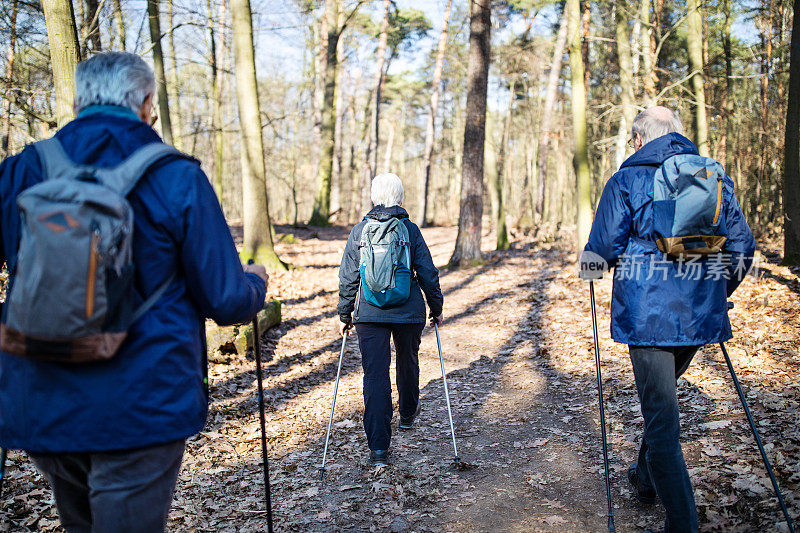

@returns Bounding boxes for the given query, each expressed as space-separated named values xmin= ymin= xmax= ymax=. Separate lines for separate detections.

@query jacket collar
xmin=620 ymin=133 xmax=698 ymax=169
xmin=77 ymin=105 xmax=142 ymax=123
xmin=366 ymin=204 xmax=410 ymax=222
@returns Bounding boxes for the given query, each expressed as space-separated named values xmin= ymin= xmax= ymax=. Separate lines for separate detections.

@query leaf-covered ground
xmin=1 ymin=226 xmax=798 ymax=532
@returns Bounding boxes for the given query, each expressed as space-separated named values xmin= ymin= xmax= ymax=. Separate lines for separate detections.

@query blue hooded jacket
xmin=584 ymin=133 xmax=755 ymax=346
xmin=0 ymin=106 xmax=266 ymax=453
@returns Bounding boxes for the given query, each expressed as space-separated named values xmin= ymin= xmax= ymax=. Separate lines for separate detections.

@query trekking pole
xmin=0 ymin=448 xmax=7 ymax=499
xmin=320 ymin=328 xmax=349 ymax=481
xmin=719 ymin=342 xmax=795 ymax=533
xmin=434 ymin=323 xmax=460 ymax=467
xmin=590 ymin=281 xmax=616 ymax=533
xmin=248 ymin=261 xmax=274 ymax=533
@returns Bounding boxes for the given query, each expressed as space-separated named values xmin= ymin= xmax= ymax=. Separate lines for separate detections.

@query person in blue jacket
xmin=338 ymin=173 xmax=443 ymax=467
xmin=582 ymin=106 xmax=755 ymax=533
xmin=0 ymin=52 xmax=269 ymax=532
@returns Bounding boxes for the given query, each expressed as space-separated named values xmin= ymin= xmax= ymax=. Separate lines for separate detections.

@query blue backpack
xmin=358 ymin=217 xmax=411 ymax=309
xmin=652 ymin=154 xmax=727 ymax=258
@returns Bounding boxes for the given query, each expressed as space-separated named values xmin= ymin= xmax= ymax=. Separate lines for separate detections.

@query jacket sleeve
xmin=337 ymin=226 xmax=361 ymax=323
xmin=408 ymin=222 xmax=443 ymax=318
xmin=177 ymin=164 xmax=266 ymax=326
xmin=583 ymin=173 xmax=631 ymax=269
xmin=721 ymin=177 xmax=756 ymax=296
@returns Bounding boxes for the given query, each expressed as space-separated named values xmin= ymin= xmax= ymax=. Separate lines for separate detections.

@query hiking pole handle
xmin=719 ymin=343 xmax=794 ymax=533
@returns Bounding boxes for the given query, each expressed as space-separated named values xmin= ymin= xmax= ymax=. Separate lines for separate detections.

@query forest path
xmin=1 ymin=225 xmax=798 ymax=532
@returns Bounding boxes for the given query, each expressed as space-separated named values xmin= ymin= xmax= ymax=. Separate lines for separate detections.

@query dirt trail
xmin=1 ymin=226 xmax=798 ymax=532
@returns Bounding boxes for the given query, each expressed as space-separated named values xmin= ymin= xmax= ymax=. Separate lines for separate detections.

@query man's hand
xmin=338 ymin=320 xmax=352 ymax=336
xmin=243 ymin=263 xmax=269 ymax=291
xmin=430 ymin=313 xmax=443 ymax=327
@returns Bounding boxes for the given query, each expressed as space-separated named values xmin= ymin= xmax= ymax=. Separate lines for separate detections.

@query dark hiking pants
xmin=29 ymin=439 xmax=185 ymax=533
xmin=629 ymin=345 xmax=699 ymax=533
xmin=356 ymin=322 xmax=425 ymax=451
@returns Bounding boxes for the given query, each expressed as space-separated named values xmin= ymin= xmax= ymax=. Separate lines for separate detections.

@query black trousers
xmin=355 ymin=322 xmax=425 ymax=450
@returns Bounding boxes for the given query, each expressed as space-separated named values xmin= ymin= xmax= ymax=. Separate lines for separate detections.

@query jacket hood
xmin=620 ymin=132 xmax=698 ymax=169
xmin=366 ymin=204 xmax=410 ymax=222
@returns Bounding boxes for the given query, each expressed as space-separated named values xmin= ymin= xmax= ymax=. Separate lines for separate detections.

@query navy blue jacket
xmin=338 ymin=205 xmax=443 ymax=324
xmin=584 ymin=133 xmax=755 ymax=346
xmin=0 ymin=106 xmax=265 ymax=453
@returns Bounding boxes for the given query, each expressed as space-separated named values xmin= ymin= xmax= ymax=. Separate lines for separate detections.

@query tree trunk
xmin=449 ymin=0 xmax=490 ymax=268
xmin=568 ymin=0 xmax=592 ymax=251
xmin=309 ymin=0 xmax=341 ymax=226
xmin=113 ymin=0 xmax=126 ymax=50
xmin=230 ymin=0 xmax=284 ymax=269
xmin=721 ymin=0 xmax=734 ymax=172
xmin=686 ymin=0 xmax=709 ymax=156
xmin=757 ymin=0 xmax=774 ymax=225
xmin=42 ymin=0 xmax=80 ymax=128
xmin=332 ymin=15 xmax=345 ymax=218
xmin=487 ymin=104 xmax=510 ymax=251
xmin=363 ymin=0 xmax=390 ymax=209
xmin=167 ymin=0 xmax=184 ymax=150
xmin=615 ymin=0 xmax=636 ymax=168
xmin=147 ymin=0 xmax=175 ymax=145
xmin=640 ymin=0 xmax=656 ymax=103
xmin=535 ymin=7 xmax=568 ymax=223
xmin=418 ymin=0 xmax=452 ymax=226
xmin=784 ymin=0 xmax=800 ymax=264
xmin=206 ymin=0 xmax=223 ymax=201
xmin=84 ymin=0 xmax=102 ymax=52
xmin=2 ymin=0 xmax=18 ymax=157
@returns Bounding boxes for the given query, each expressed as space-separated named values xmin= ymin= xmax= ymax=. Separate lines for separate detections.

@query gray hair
xmin=631 ymin=106 xmax=684 ymax=146
xmin=74 ymin=52 xmax=155 ymax=114
xmin=371 ymin=173 xmax=404 ymax=207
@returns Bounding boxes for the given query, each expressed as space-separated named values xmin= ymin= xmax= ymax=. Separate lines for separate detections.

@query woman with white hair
xmin=337 ymin=173 xmax=444 ymax=466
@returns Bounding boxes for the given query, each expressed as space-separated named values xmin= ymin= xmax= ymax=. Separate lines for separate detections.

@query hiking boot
xmin=628 ymin=463 xmax=657 ymax=505
xmin=370 ymin=449 xmax=389 ymax=466
xmin=399 ymin=405 xmax=421 ymax=431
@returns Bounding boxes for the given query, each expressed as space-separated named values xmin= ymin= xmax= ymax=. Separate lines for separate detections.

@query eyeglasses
xmin=149 ymin=113 xmax=159 ymax=127
xmin=627 ymin=135 xmax=639 ymax=149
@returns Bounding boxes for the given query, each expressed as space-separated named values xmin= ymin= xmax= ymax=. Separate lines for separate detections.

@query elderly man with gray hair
xmin=0 ymin=52 xmax=268 ymax=532
xmin=583 ymin=106 xmax=754 ymax=533
xmin=338 ymin=173 xmax=443 ymax=467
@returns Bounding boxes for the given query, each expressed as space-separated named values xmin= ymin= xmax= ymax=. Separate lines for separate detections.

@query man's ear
xmin=138 ymin=93 xmax=154 ymax=123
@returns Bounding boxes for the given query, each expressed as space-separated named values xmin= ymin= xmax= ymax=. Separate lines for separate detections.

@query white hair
xmin=371 ymin=173 xmax=404 ymax=207
xmin=631 ymin=106 xmax=684 ymax=146
xmin=74 ymin=52 xmax=155 ymax=114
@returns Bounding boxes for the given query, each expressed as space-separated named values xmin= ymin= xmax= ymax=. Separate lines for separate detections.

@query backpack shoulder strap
xmin=32 ymin=137 xmax=89 ymax=181
xmin=95 ymin=143 xmax=190 ymax=196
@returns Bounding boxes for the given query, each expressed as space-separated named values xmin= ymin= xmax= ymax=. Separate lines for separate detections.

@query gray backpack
xmin=358 ymin=217 xmax=412 ymax=309
xmin=652 ymin=154 xmax=727 ymax=258
xmin=0 ymin=138 xmax=186 ymax=363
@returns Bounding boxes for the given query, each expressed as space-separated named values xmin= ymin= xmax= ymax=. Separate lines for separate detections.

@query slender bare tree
xmin=450 ymin=0 xmax=491 ymax=267
xmin=147 ymin=0 xmax=175 ymax=145
xmin=535 ymin=7 xmax=568 ymax=223
xmin=784 ymin=0 xmax=800 ymax=264
xmin=42 ymin=0 xmax=81 ymax=128
xmin=567 ymin=0 xmax=592 ymax=251
xmin=418 ymin=0 xmax=452 ymax=226
xmin=230 ymin=0 xmax=284 ymax=268
xmin=687 ymin=0 xmax=709 ymax=156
